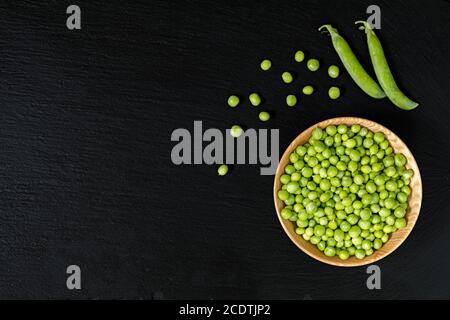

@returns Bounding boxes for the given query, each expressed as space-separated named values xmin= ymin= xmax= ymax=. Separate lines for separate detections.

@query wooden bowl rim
xmin=273 ymin=117 xmax=423 ymax=267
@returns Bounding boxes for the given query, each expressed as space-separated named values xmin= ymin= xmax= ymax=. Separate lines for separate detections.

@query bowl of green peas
xmin=274 ymin=117 xmax=422 ymax=266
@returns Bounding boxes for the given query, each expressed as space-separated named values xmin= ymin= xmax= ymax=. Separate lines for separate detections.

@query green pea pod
xmin=319 ymin=24 xmax=386 ymax=99
xmin=355 ymin=21 xmax=419 ymax=110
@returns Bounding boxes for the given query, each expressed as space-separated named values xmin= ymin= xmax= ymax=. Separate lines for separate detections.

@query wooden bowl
xmin=273 ymin=117 xmax=422 ymax=267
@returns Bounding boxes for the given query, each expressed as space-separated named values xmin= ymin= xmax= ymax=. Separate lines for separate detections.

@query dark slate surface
xmin=0 ymin=0 xmax=449 ymax=299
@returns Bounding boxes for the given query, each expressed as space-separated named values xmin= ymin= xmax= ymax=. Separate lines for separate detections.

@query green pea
xmin=258 ymin=111 xmax=270 ymax=122
xmin=394 ymin=206 xmax=406 ymax=218
xmin=355 ymin=249 xmax=366 ymax=259
xmin=217 ymin=164 xmax=229 ymax=176
xmin=249 ymin=93 xmax=261 ymax=106
xmin=307 ymin=58 xmax=320 ymax=71
xmin=326 ymin=125 xmax=337 ymax=136
xmin=358 ymin=220 xmax=371 ymax=230
xmin=328 ymin=86 xmax=341 ymax=99
xmin=282 ymin=71 xmax=294 ymax=83
xmin=339 ymin=221 xmax=351 ymax=232
xmin=286 ymin=182 xmax=300 ymax=194
xmin=385 ymin=180 xmax=398 ymax=192
xmin=286 ymin=94 xmax=297 ymax=107
xmin=260 ymin=59 xmax=272 ymax=71
xmin=328 ymin=65 xmax=340 ymax=78
xmin=383 ymin=225 xmax=394 ymax=233
xmin=230 ymin=125 xmax=243 ymax=138
xmin=395 ymin=153 xmax=407 ymax=166
xmin=337 ymin=250 xmax=349 ymax=260
xmin=395 ymin=218 xmax=406 ymax=229
xmin=281 ymin=207 xmax=293 ymax=219
xmin=324 ymin=247 xmax=336 ymax=257
xmin=348 ymin=226 xmax=361 ymax=238
xmin=312 ymin=127 xmax=323 ymax=140
xmin=302 ymin=85 xmax=315 ymax=95
xmin=227 ymin=95 xmax=240 ymax=107
xmin=373 ymin=132 xmax=385 ymax=144
xmin=373 ymin=238 xmax=383 ymax=250
xmin=285 ymin=165 xmax=295 ymax=175
xmin=295 ymin=50 xmax=305 ymax=62
xmin=334 ymin=229 xmax=345 ymax=242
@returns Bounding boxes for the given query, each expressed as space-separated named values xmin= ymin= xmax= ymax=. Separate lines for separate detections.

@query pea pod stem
xmin=319 ymin=24 xmax=386 ymax=99
xmin=355 ymin=21 xmax=419 ymax=110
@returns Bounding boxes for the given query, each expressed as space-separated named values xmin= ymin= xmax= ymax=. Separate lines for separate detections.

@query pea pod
xmin=355 ymin=21 xmax=419 ymax=110
xmin=319 ymin=24 xmax=386 ymax=99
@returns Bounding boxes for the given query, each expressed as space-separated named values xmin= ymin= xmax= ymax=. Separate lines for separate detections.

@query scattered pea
xmin=227 ymin=95 xmax=240 ymax=108
xmin=249 ymin=93 xmax=261 ymax=106
xmin=259 ymin=111 xmax=270 ymax=122
xmin=282 ymin=72 xmax=294 ymax=83
xmin=328 ymin=86 xmax=341 ymax=99
xmin=328 ymin=65 xmax=340 ymax=78
xmin=295 ymin=50 xmax=305 ymax=62
xmin=302 ymin=85 xmax=315 ymax=95
xmin=217 ymin=164 xmax=229 ymax=176
xmin=260 ymin=59 xmax=272 ymax=71
xmin=230 ymin=125 xmax=243 ymax=138
xmin=286 ymin=95 xmax=297 ymax=107
xmin=307 ymin=58 xmax=320 ymax=71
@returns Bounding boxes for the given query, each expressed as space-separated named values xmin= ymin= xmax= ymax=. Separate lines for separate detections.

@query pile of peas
xmin=277 ymin=124 xmax=414 ymax=260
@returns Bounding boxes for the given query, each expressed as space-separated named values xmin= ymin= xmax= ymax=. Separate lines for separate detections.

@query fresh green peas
xmin=286 ymin=94 xmax=297 ymax=107
xmin=338 ymin=250 xmax=349 ymax=260
xmin=326 ymin=126 xmax=337 ymax=136
xmin=395 ymin=218 xmax=406 ymax=229
xmin=302 ymin=85 xmax=315 ymax=95
xmin=395 ymin=153 xmax=407 ymax=166
xmin=319 ymin=24 xmax=386 ymax=99
xmin=385 ymin=180 xmax=398 ymax=192
xmin=260 ymin=59 xmax=272 ymax=71
xmin=278 ymin=124 xmax=413 ymax=260
xmin=394 ymin=206 xmax=406 ymax=218
xmin=373 ymin=238 xmax=383 ymax=250
xmin=282 ymin=72 xmax=294 ymax=83
xmin=324 ymin=247 xmax=336 ymax=257
xmin=348 ymin=226 xmax=361 ymax=238
xmin=356 ymin=21 xmax=418 ymax=110
xmin=374 ymin=132 xmax=385 ymax=144
xmin=230 ymin=125 xmax=243 ymax=138
xmin=286 ymin=182 xmax=300 ymax=193
xmin=312 ymin=127 xmax=324 ymax=140
xmin=355 ymin=249 xmax=366 ymax=259
xmin=328 ymin=86 xmax=341 ymax=99
xmin=280 ymin=174 xmax=291 ymax=184
xmin=227 ymin=95 xmax=240 ymax=107
xmin=217 ymin=164 xmax=229 ymax=176
xmin=295 ymin=50 xmax=305 ymax=62
xmin=307 ymin=58 xmax=320 ymax=71
xmin=285 ymin=165 xmax=295 ymax=175
xmin=259 ymin=111 xmax=270 ymax=122
xmin=249 ymin=93 xmax=261 ymax=106
xmin=328 ymin=65 xmax=340 ymax=78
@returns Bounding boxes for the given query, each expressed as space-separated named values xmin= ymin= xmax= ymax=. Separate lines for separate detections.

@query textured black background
xmin=0 ymin=0 xmax=449 ymax=299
